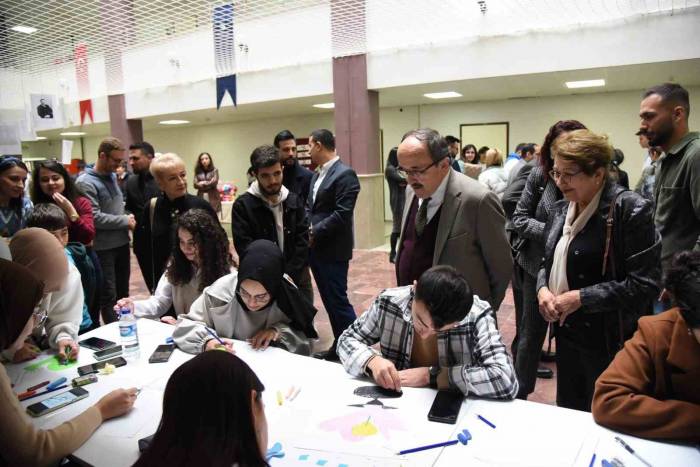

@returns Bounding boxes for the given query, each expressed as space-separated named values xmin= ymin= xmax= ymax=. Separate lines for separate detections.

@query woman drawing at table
xmin=0 ymin=258 xmax=137 ymax=467
xmin=134 ymin=351 xmax=269 ymax=467
xmin=4 ymin=228 xmax=84 ymax=364
xmin=536 ymin=129 xmax=661 ymax=411
xmin=115 ymin=209 xmax=233 ymax=323
xmin=173 ymin=239 xmax=318 ymax=355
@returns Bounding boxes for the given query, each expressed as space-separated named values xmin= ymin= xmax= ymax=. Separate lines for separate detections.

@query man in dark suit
xmin=306 ymin=129 xmax=361 ymax=360
xmin=275 ymin=130 xmax=314 ymax=206
xmin=125 ymin=141 xmax=161 ymax=292
xmin=37 ymin=98 xmax=53 ymax=119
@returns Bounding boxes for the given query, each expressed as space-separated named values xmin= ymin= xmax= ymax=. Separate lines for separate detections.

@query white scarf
xmin=548 ymin=186 xmax=605 ymax=295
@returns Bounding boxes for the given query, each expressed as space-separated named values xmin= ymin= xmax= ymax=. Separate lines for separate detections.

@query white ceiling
xmin=35 ymin=58 xmax=700 ymax=141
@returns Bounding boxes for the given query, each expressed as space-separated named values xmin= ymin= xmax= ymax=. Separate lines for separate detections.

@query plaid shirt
xmin=338 ymin=286 xmax=518 ymax=399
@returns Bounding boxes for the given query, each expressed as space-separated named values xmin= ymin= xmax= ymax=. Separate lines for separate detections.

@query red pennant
xmin=79 ymin=100 xmax=94 ymax=125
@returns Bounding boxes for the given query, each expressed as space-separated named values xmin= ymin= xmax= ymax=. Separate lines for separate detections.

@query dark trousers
xmin=514 ymin=266 xmax=549 ymax=399
xmin=97 ymin=244 xmax=131 ymax=324
xmin=510 ymin=262 xmax=524 ymax=358
xmin=309 ymin=252 xmax=357 ymax=344
xmin=555 ymin=322 xmax=612 ymax=412
xmin=134 ymin=246 xmax=154 ymax=293
xmin=295 ymin=266 xmax=314 ymax=305
xmin=85 ymin=247 xmax=103 ymax=329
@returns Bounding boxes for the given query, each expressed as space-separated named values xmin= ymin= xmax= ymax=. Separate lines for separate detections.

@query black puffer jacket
xmin=537 ymin=181 xmax=662 ymax=351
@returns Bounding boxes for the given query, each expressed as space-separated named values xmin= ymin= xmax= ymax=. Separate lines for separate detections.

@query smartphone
xmin=427 ymin=390 xmax=464 ymax=424
xmin=79 ymin=337 xmax=117 ymax=351
xmin=93 ymin=346 xmax=123 ymax=361
xmin=26 ymin=387 xmax=89 ymax=417
xmin=149 ymin=344 xmax=175 ymax=363
xmin=77 ymin=356 xmax=127 ymax=376
xmin=72 ymin=374 xmax=98 ymax=387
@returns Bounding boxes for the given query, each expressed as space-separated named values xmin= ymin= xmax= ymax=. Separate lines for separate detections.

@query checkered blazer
xmin=337 ymin=286 xmax=518 ymax=399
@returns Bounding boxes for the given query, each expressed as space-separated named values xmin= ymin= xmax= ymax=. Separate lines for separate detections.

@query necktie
xmin=415 ymin=197 xmax=431 ymax=236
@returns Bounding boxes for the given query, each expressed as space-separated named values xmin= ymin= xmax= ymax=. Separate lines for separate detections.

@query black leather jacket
xmin=537 ymin=181 xmax=662 ymax=351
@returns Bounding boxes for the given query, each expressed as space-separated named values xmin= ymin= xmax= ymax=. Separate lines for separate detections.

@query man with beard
xmin=231 ymin=145 xmax=313 ymax=303
xmin=125 ymin=141 xmax=161 ymax=292
xmin=640 ymin=83 xmax=699 ymax=265
xmin=395 ymin=128 xmax=512 ymax=312
xmin=274 ymin=130 xmax=314 ymax=206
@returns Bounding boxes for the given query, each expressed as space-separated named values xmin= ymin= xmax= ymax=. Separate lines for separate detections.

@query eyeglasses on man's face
xmin=397 ymin=159 xmax=440 ymax=179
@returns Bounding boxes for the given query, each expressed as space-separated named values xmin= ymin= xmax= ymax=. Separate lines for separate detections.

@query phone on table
xmin=79 ymin=337 xmax=117 ymax=351
xmin=26 ymin=387 xmax=89 ymax=417
xmin=427 ymin=390 xmax=464 ymax=424
xmin=149 ymin=344 xmax=175 ymax=364
xmin=93 ymin=346 xmax=123 ymax=361
xmin=77 ymin=356 xmax=127 ymax=376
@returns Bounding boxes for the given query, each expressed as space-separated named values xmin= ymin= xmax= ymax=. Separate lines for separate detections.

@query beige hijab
xmin=10 ymin=228 xmax=68 ymax=293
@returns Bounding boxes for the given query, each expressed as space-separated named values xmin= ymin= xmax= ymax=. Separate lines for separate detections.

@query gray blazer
xmin=396 ymin=169 xmax=512 ymax=310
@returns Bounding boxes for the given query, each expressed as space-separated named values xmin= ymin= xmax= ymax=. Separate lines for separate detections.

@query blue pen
xmin=588 ymin=453 xmax=596 ymax=467
xmin=205 ymin=327 xmax=225 ymax=346
xmin=46 ymin=377 xmax=67 ymax=391
xmin=398 ymin=429 xmax=471 ymax=455
xmin=477 ymin=414 xmax=496 ymax=429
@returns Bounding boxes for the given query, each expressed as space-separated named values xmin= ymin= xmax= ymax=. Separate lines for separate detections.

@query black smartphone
xmin=148 ymin=344 xmax=175 ymax=363
xmin=77 ymin=356 xmax=127 ymax=376
xmin=427 ymin=390 xmax=463 ymax=424
xmin=79 ymin=337 xmax=117 ymax=351
xmin=93 ymin=346 xmax=123 ymax=361
xmin=26 ymin=387 xmax=89 ymax=417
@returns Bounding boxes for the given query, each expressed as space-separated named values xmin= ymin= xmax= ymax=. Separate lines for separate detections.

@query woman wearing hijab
xmin=173 ymin=239 xmax=318 ymax=356
xmin=6 ymin=228 xmax=83 ymax=363
xmin=0 ymin=259 xmax=137 ymax=466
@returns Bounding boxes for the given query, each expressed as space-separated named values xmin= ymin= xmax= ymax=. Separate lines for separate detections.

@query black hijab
xmin=0 ymin=258 xmax=44 ymax=350
xmin=236 ymin=240 xmax=318 ymax=338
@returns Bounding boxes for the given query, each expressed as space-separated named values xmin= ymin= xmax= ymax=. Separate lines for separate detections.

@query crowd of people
xmin=0 ymin=82 xmax=698 ymax=465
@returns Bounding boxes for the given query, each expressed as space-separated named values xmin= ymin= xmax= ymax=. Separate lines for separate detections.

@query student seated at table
xmin=134 ymin=350 xmax=268 ymax=467
xmin=4 ymin=228 xmax=83 ymax=363
xmin=173 ymin=239 xmax=317 ymax=355
xmin=0 ymin=258 xmax=138 ymax=467
xmin=592 ymin=251 xmax=700 ymax=443
xmin=26 ymin=203 xmax=95 ymax=333
xmin=115 ymin=209 xmax=233 ymax=323
xmin=338 ymin=265 xmax=518 ymax=398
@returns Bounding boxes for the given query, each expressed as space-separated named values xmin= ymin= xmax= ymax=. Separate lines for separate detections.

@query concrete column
xmin=107 ymin=94 xmax=142 ymax=149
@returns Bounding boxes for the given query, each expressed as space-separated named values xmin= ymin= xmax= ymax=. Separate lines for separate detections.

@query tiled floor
xmin=129 ymin=246 xmax=557 ymax=405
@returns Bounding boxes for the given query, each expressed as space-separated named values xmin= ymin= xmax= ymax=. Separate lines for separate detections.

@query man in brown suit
xmin=395 ymin=128 xmax=512 ymax=310
xmin=592 ymin=251 xmax=700 ymax=443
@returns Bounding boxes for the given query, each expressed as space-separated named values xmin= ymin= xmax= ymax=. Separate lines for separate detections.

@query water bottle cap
xmin=120 ymin=307 xmax=131 ymax=315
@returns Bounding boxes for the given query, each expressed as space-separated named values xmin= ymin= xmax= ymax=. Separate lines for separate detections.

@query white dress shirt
xmin=312 ymin=155 xmax=340 ymax=204
xmin=417 ymin=170 xmax=450 ymax=224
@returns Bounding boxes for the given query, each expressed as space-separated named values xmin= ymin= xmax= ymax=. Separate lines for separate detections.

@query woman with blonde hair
xmin=537 ymin=129 xmax=661 ymax=411
xmin=478 ymin=148 xmax=508 ymax=197
xmin=142 ymin=153 xmax=218 ymax=296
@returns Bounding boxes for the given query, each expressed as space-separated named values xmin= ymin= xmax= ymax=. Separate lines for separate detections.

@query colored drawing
xmin=24 ymin=355 xmax=78 ymax=372
xmin=319 ymin=406 xmax=405 ymax=442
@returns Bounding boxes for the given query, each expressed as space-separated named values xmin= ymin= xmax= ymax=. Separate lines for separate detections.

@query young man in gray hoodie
xmin=77 ymin=137 xmax=136 ymax=323
xmin=231 ymin=145 xmax=312 ymax=303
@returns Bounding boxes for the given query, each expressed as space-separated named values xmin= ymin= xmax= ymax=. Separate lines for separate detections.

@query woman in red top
xmin=31 ymin=160 xmax=95 ymax=245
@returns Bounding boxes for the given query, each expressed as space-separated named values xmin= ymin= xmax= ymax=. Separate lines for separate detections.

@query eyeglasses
xmin=33 ymin=306 xmax=48 ymax=330
xmin=397 ymin=160 xmax=440 ymax=179
xmin=549 ymin=169 xmax=583 ymax=184
xmin=237 ymin=288 xmax=270 ymax=304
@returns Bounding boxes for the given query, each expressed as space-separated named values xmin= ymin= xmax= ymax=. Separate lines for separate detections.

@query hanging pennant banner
xmin=216 ymin=74 xmax=237 ymax=109
xmin=74 ymin=43 xmax=94 ymax=124
xmin=213 ymin=3 xmax=237 ymax=108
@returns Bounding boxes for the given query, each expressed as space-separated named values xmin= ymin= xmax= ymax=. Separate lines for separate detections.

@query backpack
xmin=65 ymin=242 xmax=97 ymax=313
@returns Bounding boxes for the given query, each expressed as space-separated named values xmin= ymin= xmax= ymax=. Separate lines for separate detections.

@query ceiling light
xmin=313 ymin=103 xmax=335 ymax=109
xmin=565 ymin=79 xmax=605 ymax=89
xmin=159 ymin=120 xmax=190 ymax=125
xmin=11 ymin=25 xmax=37 ymax=34
xmin=424 ymin=92 xmax=462 ymax=99
xmin=60 ymin=132 xmax=86 ymax=136
xmin=35 ymin=136 xmax=47 ymax=140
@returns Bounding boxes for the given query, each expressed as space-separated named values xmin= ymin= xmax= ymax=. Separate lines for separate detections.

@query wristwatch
xmin=429 ymin=365 xmax=440 ymax=389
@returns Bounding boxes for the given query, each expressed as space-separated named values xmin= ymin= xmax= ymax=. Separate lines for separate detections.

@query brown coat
xmin=592 ymin=308 xmax=700 ymax=443
xmin=194 ymin=169 xmax=221 ymax=213
xmin=396 ymin=168 xmax=512 ymax=309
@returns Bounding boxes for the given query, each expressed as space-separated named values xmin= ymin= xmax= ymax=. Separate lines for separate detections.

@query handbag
xmin=601 ymin=191 xmax=625 ymax=350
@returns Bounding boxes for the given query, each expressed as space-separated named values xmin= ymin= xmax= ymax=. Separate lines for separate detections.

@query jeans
xmin=309 ymin=252 xmax=357 ymax=345
xmin=514 ymin=267 xmax=549 ymax=399
xmin=96 ymin=244 xmax=131 ymax=324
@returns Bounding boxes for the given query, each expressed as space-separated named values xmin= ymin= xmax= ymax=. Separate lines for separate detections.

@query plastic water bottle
xmin=119 ymin=307 xmax=140 ymax=360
